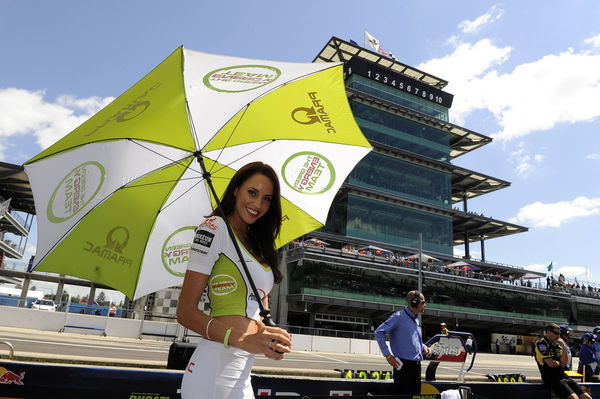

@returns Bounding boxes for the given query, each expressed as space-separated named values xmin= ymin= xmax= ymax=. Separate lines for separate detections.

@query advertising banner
xmin=2 ymin=361 xmax=600 ymax=399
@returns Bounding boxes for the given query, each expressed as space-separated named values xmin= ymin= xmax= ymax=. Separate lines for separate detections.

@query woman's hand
xmin=237 ymin=326 xmax=292 ymax=360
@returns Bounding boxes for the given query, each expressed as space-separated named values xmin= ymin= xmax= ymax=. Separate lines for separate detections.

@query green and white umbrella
xmin=24 ymin=47 xmax=372 ymax=300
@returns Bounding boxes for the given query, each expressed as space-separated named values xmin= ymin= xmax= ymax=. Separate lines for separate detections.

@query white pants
xmin=180 ymin=338 xmax=255 ymax=399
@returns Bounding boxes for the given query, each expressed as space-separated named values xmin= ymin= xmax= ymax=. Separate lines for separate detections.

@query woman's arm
xmin=176 ymin=270 xmax=292 ymax=359
xmin=176 ymin=270 xmax=211 ymax=336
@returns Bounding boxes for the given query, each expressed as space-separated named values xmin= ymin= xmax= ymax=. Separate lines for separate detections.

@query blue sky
xmin=1 ymin=0 xmax=600 ymax=300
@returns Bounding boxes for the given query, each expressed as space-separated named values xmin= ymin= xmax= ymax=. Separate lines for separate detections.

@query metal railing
xmin=0 ymin=340 xmax=14 ymax=359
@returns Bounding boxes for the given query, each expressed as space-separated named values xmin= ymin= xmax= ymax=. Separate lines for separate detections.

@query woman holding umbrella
xmin=177 ymin=162 xmax=292 ymax=399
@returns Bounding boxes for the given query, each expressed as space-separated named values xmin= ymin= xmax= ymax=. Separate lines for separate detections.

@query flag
xmin=364 ymin=31 xmax=380 ymax=51
xmin=547 ymin=261 xmax=553 ymax=272
xmin=349 ymin=39 xmax=358 ymax=46
xmin=364 ymin=31 xmax=396 ymax=59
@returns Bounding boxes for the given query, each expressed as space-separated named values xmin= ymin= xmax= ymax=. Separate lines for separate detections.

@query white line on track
xmin=297 ymin=351 xmax=350 ymax=363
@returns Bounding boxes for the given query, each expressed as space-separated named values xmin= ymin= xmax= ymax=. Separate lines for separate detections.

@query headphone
xmin=410 ymin=291 xmax=421 ymax=307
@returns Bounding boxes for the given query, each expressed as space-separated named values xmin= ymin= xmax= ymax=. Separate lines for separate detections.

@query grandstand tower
xmin=270 ymin=37 xmax=597 ymax=351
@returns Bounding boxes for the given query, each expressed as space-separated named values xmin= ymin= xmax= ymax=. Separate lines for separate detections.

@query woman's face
xmin=232 ymin=172 xmax=274 ymax=227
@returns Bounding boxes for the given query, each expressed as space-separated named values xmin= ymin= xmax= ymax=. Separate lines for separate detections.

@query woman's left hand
xmin=237 ymin=325 xmax=292 ymax=360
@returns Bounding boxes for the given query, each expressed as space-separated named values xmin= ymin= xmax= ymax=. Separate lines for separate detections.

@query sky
xmin=1 ymin=0 xmax=600 ymax=301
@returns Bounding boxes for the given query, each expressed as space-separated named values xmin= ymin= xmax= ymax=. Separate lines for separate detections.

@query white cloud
xmin=0 ymin=88 xmax=113 ymax=156
xmin=509 ymin=144 xmax=544 ymax=177
xmin=585 ymin=34 xmax=600 ymax=48
xmin=418 ymin=39 xmax=511 ymax=127
xmin=525 ymin=263 xmax=592 ymax=281
xmin=510 ymin=196 xmax=600 ymax=227
xmin=458 ymin=5 xmax=504 ymax=34
xmin=557 ymin=266 xmax=589 ymax=279
xmin=419 ymin=41 xmax=600 ymax=142
xmin=419 ymin=39 xmax=511 ymax=95
xmin=585 ymin=153 xmax=600 ymax=160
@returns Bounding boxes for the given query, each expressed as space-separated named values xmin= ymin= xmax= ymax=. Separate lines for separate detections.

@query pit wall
xmin=0 ymin=305 xmax=382 ymax=355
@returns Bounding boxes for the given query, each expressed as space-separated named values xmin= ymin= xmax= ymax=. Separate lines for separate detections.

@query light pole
xmin=418 ymin=232 xmax=423 ymax=323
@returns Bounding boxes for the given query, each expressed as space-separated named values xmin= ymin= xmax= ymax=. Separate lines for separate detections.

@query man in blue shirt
xmin=578 ymin=333 xmax=598 ymax=382
xmin=375 ymin=290 xmax=432 ymax=395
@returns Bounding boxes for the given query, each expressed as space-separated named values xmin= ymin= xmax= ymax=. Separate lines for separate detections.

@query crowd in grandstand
xmin=290 ymin=239 xmax=600 ymax=299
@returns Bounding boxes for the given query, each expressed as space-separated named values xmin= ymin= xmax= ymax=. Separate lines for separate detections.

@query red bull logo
xmin=0 ymin=366 xmax=25 ymax=385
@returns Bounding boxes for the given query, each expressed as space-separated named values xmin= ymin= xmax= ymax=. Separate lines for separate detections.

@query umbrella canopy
xmin=521 ymin=273 xmax=543 ymax=279
xmin=407 ymin=253 xmax=439 ymax=263
xmin=445 ymin=261 xmax=470 ymax=268
xmin=303 ymin=238 xmax=329 ymax=247
xmin=24 ymin=47 xmax=372 ymax=299
xmin=446 ymin=262 xmax=481 ymax=271
xmin=358 ymin=245 xmax=392 ymax=256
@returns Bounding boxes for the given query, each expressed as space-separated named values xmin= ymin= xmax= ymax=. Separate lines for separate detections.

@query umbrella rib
xmin=185 ymin=99 xmax=253 ymax=176
xmin=251 ymin=64 xmax=340 ymax=102
xmin=206 ymin=106 xmax=250 ymax=176
xmin=129 ymin=139 xmax=202 ymax=175
xmin=159 ymin=178 xmax=206 ymax=213
xmin=207 ymin=140 xmax=276 ymax=177
xmin=124 ymin=176 xmax=201 ymax=189
xmin=186 ymin=102 xmax=202 ymax=153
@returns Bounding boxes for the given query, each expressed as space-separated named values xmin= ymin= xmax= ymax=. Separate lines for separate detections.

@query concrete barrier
xmin=0 ymin=305 xmax=379 ymax=354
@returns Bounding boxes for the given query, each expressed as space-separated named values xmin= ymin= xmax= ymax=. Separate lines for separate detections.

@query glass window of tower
xmin=347 ymin=152 xmax=452 ymax=207
xmin=343 ymin=194 xmax=453 ymax=254
xmin=350 ymin=101 xmax=451 ymax=162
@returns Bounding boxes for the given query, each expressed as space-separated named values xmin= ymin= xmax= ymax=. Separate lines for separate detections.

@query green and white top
xmin=187 ymin=216 xmax=273 ymax=321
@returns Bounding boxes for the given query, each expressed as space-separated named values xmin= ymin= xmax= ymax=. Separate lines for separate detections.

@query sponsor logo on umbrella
xmin=281 ymin=151 xmax=335 ymax=195
xmin=162 ymin=226 xmax=195 ymax=276
xmin=83 ymin=226 xmax=132 ymax=267
xmin=203 ymin=65 xmax=281 ymax=93
xmin=47 ymin=161 xmax=105 ymax=223
xmin=84 ymin=82 xmax=162 ymax=137
xmin=210 ymin=274 xmax=238 ymax=295
xmin=291 ymin=92 xmax=336 ymax=134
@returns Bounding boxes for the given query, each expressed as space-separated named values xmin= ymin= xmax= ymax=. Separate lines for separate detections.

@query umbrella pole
xmin=194 ymin=153 xmax=276 ymax=327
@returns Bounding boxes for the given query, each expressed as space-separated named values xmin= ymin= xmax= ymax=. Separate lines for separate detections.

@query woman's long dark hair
xmin=211 ymin=162 xmax=283 ymax=283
